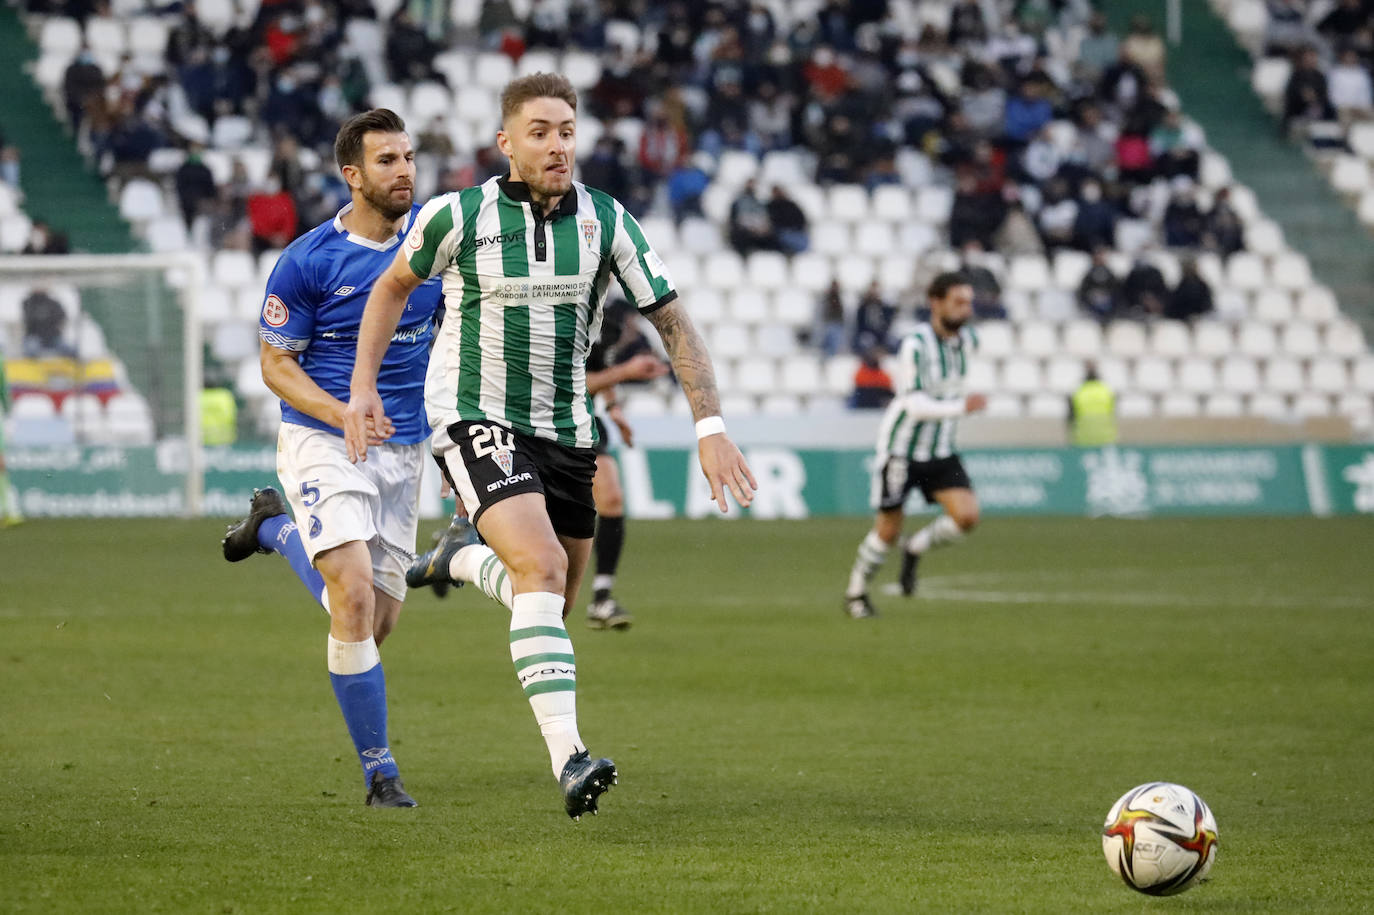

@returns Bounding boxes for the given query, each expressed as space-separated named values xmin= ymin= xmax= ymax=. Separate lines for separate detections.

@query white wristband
xmin=695 ymin=416 xmax=726 ymax=439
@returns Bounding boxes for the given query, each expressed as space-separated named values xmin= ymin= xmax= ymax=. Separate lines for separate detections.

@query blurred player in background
xmin=0 ymin=351 xmax=24 ymax=527
xmin=346 ymin=72 xmax=755 ymax=819
xmin=843 ymin=272 xmax=986 ymax=619
xmin=220 ymin=108 xmax=441 ymax=807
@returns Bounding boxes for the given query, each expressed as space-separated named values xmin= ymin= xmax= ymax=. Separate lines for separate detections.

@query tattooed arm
xmin=646 ymin=300 xmax=757 ymax=512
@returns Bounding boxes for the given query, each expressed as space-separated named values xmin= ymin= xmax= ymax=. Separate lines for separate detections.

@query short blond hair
xmin=500 ymin=72 xmax=578 ymax=124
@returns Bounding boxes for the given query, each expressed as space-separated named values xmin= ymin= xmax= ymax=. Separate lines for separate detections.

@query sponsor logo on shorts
xmin=486 ymin=471 xmax=533 ymax=493
xmin=263 ymin=294 xmax=289 ymax=327
xmin=309 ymin=515 xmax=322 ymax=538
xmin=492 ymin=448 xmax=514 ymax=476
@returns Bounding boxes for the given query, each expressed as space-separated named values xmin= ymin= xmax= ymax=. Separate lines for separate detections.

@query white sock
xmin=592 ymin=574 xmax=615 ymax=595
xmin=509 ymin=591 xmax=583 ymax=778
xmin=906 ymin=515 xmax=964 ymax=556
xmin=451 ymin=544 xmax=515 ymax=610
xmin=327 ymin=634 xmax=380 ymax=675
xmin=846 ymin=530 xmax=890 ymax=599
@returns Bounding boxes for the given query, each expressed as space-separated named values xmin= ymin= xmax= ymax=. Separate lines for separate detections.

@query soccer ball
xmin=1102 ymin=782 xmax=1219 ymax=895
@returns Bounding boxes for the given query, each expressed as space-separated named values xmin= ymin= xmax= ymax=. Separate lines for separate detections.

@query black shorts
xmin=436 ymin=420 xmax=598 ymax=539
xmin=872 ymin=455 xmax=973 ymax=511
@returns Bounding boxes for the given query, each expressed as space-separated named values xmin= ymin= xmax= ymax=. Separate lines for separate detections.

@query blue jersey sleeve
xmin=259 ymin=251 xmax=317 ymax=352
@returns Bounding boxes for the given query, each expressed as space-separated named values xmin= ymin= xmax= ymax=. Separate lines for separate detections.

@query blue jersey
xmin=259 ymin=203 xmax=443 ymax=444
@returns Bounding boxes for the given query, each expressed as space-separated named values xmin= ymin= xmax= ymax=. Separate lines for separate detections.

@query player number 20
xmin=469 ymin=424 xmax=515 ymax=458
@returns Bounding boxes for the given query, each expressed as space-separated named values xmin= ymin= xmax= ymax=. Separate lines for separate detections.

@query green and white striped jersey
xmin=404 ymin=176 xmax=676 ymax=449
xmin=874 ymin=322 xmax=979 ymax=462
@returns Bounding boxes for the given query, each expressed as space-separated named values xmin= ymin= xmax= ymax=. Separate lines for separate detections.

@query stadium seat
xmin=729 ymin=288 xmax=770 ymax=325
xmin=473 ymin=51 xmax=516 ymax=90
xmin=975 ymin=321 xmax=1014 ymax=357
xmin=1308 ymin=356 xmax=1349 ymax=393
xmin=408 ymin=81 xmax=452 ymax=124
xmin=826 ymin=184 xmax=869 ymax=223
xmin=758 ymin=393 xmax=802 ymax=415
xmin=515 ymin=49 xmax=559 ymax=77
xmin=736 ymin=358 xmax=778 ymax=395
xmin=789 ymin=252 xmax=833 ymax=293
xmin=1026 ymin=393 xmax=1068 ymax=419
xmin=1297 ymin=286 xmax=1340 ymax=324
xmin=1329 ymin=155 xmax=1370 ymax=197
xmin=744 ymin=251 xmax=788 ymax=291
xmin=1337 ymin=393 xmax=1374 ymax=423
xmin=1324 ymin=319 xmax=1367 ymax=357
xmin=1263 ymin=357 xmax=1304 ymax=394
xmin=1202 ymin=393 xmax=1244 ymax=417
xmin=914 ymin=185 xmax=953 ymax=225
xmin=715 ymin=150 xmax=760 ymax=190
xmin=998 ymin=356 xmax=1042 ymax=393
xmin=709 ymin=323 xmax=753 ymax=360
xmin=1052 ymin=249 xmax=1092 ymax=290
xmin=1006 ymin=254 xmax=1051 ymax=292
xmin=853 ymin=222 xmax=892 ymax=256
xmin=234 ymin=355 xmax=271 ymax=400
xmin=1176 ymin=357 xmax=1218 ymax=393
xmin=1043 ymin=356 xmax=1085 ymax=394
xmin=833 ymin=254 xmax=875 ymax=293
xmin=118 ymin=178 xmax=164 ymax=223
xmin=39 ymin=16 xmax=82 ymax=57
xmin=1192 ymin=321 xmax=1233 ymax=356
xmin=811 ymin=222 xmax=853 ymax=256
xmin=664 ymin=251 xmax=698 ymax=291
xmin=144 ymin=215 xmax=189 ymax=252
xmin=1219 ymin=356 xmax=1260 ymax=393
xmin=871 ymin=185 xmax=910 ymax=223
xmin=1213 ymin=288 xmax=1248 ymax=322
xmin=1150 ymin=321 xmax=1192 ymax=357
xmin=1352 ymin=356 xmax=1374 ymax=392
xmin=779 ymin=356 xmax=824 ymax=396
xmin=1117 ymin=393 xmax=1156 ymax=418
xmin=622 ymin=389 xmax=668 ymax=417
xmin=1114 ymin=219 xmax=1155 ymax=255
xmin=1245 ymin=391 xmax=1286 ymax=418
xmin=1245 ymin=219 xmax=1284 ymax=256
xmin=1034 ymin=289 xmax=1077 ymax=323
xmin=1159 ymin=393 xmax=1200 ymax=417
xmin=562 ymin=50 xmax=602 ymax=90
xmin=1293 ymin=393 xmax=1333 ymax=418
xmin=126 ymin=16 xmax=169 ymax=58
xmin=196 ymin=286 xmax=234 ymax=326
xmin=686 ymin=287 xmax=725 ymax=325
xmin=0 ymin=213 xmax=33 ymax=252
xmin=897 ymin=222 xmax=940 ymax=254
xmin=1105 ymin=321 xmax=1148 ymax=357
xmin=1095 ymin=357 xmax=1130 ymax=391
xmin=103 ymin=392 xmax=154 ymax=446
xmin=1132 ymin=355 xmax=1175 ymax=394
xmin=894 ymin=147 xmax=933 ymax=187
xmin=1280 ymin=324 xmax=1321 ymax=357
xmin=679 ymin=217 xmax=723 ymax=255
xmin=1251 ymin=289 xmax=1294 ymax=324
xmin=1249 ymin=54 xmax=1291 ymax=106
xmin=759 ymin=149 xmax=810 ymax=189
xmin=1017 ymin=321 xmax=1058 ymax=357
xmin=211 ymin=321 xmax=258 ymax=364
xmin=824 ymin=354 xmax=859 ymax=395
xmin=1061 ymin=319 xmax=1103 ymax=357
xmin=965 ymin=358 xmax=997 ymax=392
xmin=701 ymin=251 xmax=745 ymax=291
xmin=1237 ymin=322 xmax=1277 ymax=357
xmin=1270 ymin=252 xmax=1312 ymax=291
xmin=211 ymin=115 xmax=254 ymax=149
xmin=1224 ymin=252 xmax=1267 ymax=291
xmin=984 ymin=393 xmax=1023 ymax=417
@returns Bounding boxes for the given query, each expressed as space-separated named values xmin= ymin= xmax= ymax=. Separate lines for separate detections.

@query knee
xmin=952 ymin=506 xmax=980 ymax=532
xmin=505 ymin=542 xmax=568 ymax=594
xmin=326 ymin=567 xmax=376 ymax=619
xmin=597 ymin=489 xmax=624 ymax=516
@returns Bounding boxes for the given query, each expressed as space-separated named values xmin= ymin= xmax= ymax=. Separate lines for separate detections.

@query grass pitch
xmin=2 ymin=515 xmax=1372 ymax=913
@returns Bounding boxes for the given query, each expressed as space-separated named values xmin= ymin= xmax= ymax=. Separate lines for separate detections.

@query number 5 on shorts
xmin=300 ymin=479 xmax=321 ymax=507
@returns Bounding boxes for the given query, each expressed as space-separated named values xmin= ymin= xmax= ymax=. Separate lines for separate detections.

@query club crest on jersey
xmin=263 ymin=294 xmax=289 ymax=327
xmin=580 ymin=219 xmax=599 ymax=252
xmin=492 ymin=448 xmax=514 ymax=477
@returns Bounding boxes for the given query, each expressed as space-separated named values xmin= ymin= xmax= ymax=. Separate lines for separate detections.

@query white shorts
xmin=275 ymin=423 xmax=424 ymax=601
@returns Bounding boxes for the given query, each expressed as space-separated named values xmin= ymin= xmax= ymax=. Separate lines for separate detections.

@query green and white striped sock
xmin=846 ymin=530 xmax=890 ymax=599
xmin=509 ymin=591 xmax=583 ymax=777
xmin=452 ymin=544 xmax=514 ymax=610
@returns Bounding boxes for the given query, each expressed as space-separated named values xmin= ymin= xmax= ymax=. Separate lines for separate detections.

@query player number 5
xmin=300 ymin=479 xmax=321 ymax=507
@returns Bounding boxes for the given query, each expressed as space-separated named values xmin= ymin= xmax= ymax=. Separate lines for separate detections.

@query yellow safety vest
xmin=200 ymin=387 xmax=238 ymax=445
xmin=1071 ymin=380 xmax=1117 ymax=447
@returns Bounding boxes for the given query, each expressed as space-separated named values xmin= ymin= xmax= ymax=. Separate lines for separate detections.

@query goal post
xmin=1 ymin=252 xmax=207 ymax=515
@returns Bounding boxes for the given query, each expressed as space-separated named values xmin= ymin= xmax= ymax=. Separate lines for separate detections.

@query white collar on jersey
xmin=331 ymin=203 xmax=414 ymax=252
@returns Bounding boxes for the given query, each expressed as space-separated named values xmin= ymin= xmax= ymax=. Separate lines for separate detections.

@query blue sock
xmin=258 ymin=514 xmax=327 ymax=608
xmin=329 ymin=659 xmax=400 ymax=786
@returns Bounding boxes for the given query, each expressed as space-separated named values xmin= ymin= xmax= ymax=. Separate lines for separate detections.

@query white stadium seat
xmin=1006 ymin=254 xmax=1051 ymax=292
xmin=212 ymin=250 xmax=257 ymax=290
xmin=1269 ymin=252 xmax=1312 ymax=290
xmin=1309 ymin=356 xmax=1349 ymax=393
xmin=678 ymin=217 xmax=722 ymax=255
xmin=1244 ymin=219 xmax=1284 ymax=256
xmin=1352 ymin=356 xmax=1374 ymax=392
xmin=1224 ymin=252 xmax=1267 ymax=291
xmin=966 ymin=359 xmax=997 ymax=392
xmin=1263 ymin=357 xmax=1304 ymax=394
xmin=1213 ymin=288 xmax=1249 ymax=322
xmin=984 ymin=394 xmax=1024 ymax=417
xmin=1150 ymin=321 xmax=1192 ymax=357
xmin=1237 ymin=322 xmax=1278 ymax=357
xmin=1131 ymin=355 xmax=1175 ymax=394
xmin=473 ymin=51 xmax=515 ymax=90
xmin=701 ymin=251 xmax=745 ymax=291
xmin=1192 ymin=321 xmax=1233 ymax=356
xmin=998 ymin=357 xmax=1042 ymax=393
xmin=1052 ymin=249 xmax=1092 ymax=290
xmin=789 ymin=252 xmax=833 ymax=293
xmin=1297 ymin=286 xmax=1340 ymax=325
xmin=1018 ymin=321 xmax=1058 ymax=357
xmin=745 ymin=251 xmax=788 ymax=291
xmin=1252 ymin=289 xmax=1294 ymax=324
xmin=1247 ymin=392 xmax=1288 ymax=418
xmin=779 ymin=356 xmax=824 ymax=395
xmin=1202 ymin=393 xmax=1245 ymax=417
xmin=1061 ymin=320 xmax=1103 ymax=358
xmin=770 ymin=292 xmax=813 ymax=329
xmin=1329 ymin=155 xmax=1370 ymax=196
xmin=973 ymin=321 xmax=1014 ymax=357
xmin=853 ymin=222 xmax=892 ymax=255
xmin=811 ymin=222 xmax=853 ymax=256
xmin=1324 ymin=320 xmax=1367 ymax=357
xmin=914 ymin=185 xmax=953 ymax=225
xmin=687 ymin=287 xmax=725 ymax=325
xmin=826 ymin=184 xmax=869 ymax=223
xmin=833 ymin=255 xmax=876 ymax=293
xmin=759 ymin=393 xmax=803 ymax=415
xmin=1117 ymin=393 xmax=1156 ymax=418
xmin=1280 ymin=324 xmax=1321 ymax=357
xmin=1177 ymin=357 xmax=1218 ymax=393
xmin=1034 ymin=289 xmax=1077 ymax=323
xmin=1219 ymin=356 xmax=1260 ymax=393
xmin=1044 ymin=356 xmax=1085 ymax=394
xmin=1027 ymin=393 xmax=1068 ymax=419
xmin=735 ymin=358 xmax=778 ymax=395
xmin=716 ymin=150 xmax=759 ymax=190
xmin=1105 ymin=321 xmax=1148 ymax=357
xmin=1159 ymin=393 xmax=1200 ymax=417
xmin=562 ymin=50 xmax=603 ymax=89
xmin=118 ymin=178 xmax=164 ymax=223
xmin=709 ymin=323 xmax=753 ymax=359
xmin=1293 ymin=393 xmax=1333 ymax=418
xmin=871 ymin=185 xmax=911 ymax=223
xmin=824 ymin=354 xmax=859 ymax=395
xmin=728 ymin=288 xmax=770 ymax=324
